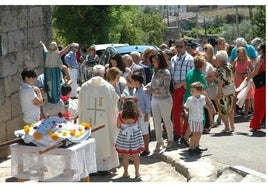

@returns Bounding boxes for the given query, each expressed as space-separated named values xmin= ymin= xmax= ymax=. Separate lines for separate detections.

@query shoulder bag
xmin=222 ymin=83 xmax=236 ymax=96
xmin=206 ymin=84 xmax=218 ymax=100
xmin=253 ymin=71 xmax=265 ymax=88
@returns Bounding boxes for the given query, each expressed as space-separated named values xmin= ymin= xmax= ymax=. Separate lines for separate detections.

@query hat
xmin=48 ymin=41 xmax=58 ymax=51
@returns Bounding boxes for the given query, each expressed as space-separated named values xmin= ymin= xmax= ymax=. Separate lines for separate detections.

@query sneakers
xmin=188 ymin=148 xmax=201 ymax=156
xmin=188 ymin=147 xmax=206 ymax=156
xmin=196 ymin=146 xmax=208 ymax=151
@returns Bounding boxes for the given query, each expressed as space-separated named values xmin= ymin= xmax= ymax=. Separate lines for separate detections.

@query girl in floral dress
xmin=115 ymin=97 xmax=144 ymax=178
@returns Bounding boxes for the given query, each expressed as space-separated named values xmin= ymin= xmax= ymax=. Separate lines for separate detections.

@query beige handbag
xmin=206 ymin=84 xmax=218 ymax=100
xmin=222 ymin=83 xmax=236 ymax=96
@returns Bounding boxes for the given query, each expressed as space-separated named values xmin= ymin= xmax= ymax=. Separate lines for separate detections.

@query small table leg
xmin=37 ymin=155 xmax=45 ymax=182
xmin=17 ymin=151 xmax=24 ymax=182
xmin=65 ymin=154 xmax=72 ymax=181
xmin=81 ymin=176 xmax=90 ymax=182
xmin=18 ymin=178 xmax=24 ymax=182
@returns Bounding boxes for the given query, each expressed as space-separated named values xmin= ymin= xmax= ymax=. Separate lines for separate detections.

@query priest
xmin=78 ymin=65 xmax=120 ymax=175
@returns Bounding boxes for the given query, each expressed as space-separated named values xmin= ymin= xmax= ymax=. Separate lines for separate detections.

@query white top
xmin=184 ymin=95 xmax=206 ymax=122
xmin=19 ymin=82 xmax=40 ymax=123
xmin=203 ymin=61 xmax=214 ymax=76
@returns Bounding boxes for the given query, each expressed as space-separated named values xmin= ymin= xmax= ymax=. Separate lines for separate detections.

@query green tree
xmin=52 ymin=5 xmax=166 ymax=47
xmin=140 ymin=12 xmax=167 ymax=45
xmin=252 ymin=5 xmax=266 ymax=40
xmin=52 ymin=6 xmax=118 ymax=47
xmin=111 ymin=6 xmax=144 ymax=44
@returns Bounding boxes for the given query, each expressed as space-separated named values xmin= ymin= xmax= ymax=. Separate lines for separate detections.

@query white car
xmin=92 ymin=43 xmax=129 ymax=57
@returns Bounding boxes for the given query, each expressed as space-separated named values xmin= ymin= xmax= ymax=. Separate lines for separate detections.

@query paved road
xmin=200 ymin=114 xmax=266 ymax=174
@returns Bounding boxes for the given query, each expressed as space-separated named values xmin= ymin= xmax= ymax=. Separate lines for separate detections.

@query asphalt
xmin=0 ymin=113 xmax=266 ymax=183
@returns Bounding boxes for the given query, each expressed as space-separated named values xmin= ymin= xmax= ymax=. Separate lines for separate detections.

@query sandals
xmin=221 ymin=128 xmax=230 ymax=133
xmin=135 ymin=172 xmax=141 ymax=179
xmin=123 ymin=172 xmax=130 ymax=178
xmin=123 ymin=172 xmax=141 ymax=179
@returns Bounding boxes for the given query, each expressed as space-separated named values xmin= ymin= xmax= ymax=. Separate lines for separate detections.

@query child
xmin=115 ymin=97 xmax=145 ymax=178
xmin=132 ymin=71 xmax=151 ymax=156
xmin=184 ymin=82 xmax=209 ymax=156
xmin=60 ymin=84 xmax=78 ymax=122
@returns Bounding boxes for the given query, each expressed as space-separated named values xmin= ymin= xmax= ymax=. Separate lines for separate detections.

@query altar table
xmin=10 ymin=138 xmax=97 ymax=182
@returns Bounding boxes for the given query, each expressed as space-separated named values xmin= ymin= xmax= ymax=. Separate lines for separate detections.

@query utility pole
xmin=167 ymin=6 xmax=169 ymax=27
xmin=164 ymin=5 xmax=169 ymax=27
xmin=196 ymin=13 xmax=199 ymax=40
xmin=204 ymin=17 xmax=207 ymax=39
xmin=235 ymin=5 xmax=239 ymax=38
xmin=177 ymin=5 xmax=180 ymax=39
xmin=248 ymin=5 xmax=254 ymax=38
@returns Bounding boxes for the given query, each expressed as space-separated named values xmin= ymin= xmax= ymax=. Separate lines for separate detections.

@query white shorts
xmin=189 ymin=120 xmax=203 ymax=133
xmin=138 ymin=114 xmax=150 ymax=135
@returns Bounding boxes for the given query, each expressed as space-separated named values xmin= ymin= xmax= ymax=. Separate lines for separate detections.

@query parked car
xmin=99 ymin=45 xmax=160 ymax=65
xmin=92 ymin=43 xmax=129 ymax=57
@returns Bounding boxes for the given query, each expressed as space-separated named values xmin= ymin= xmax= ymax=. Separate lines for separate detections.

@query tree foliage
xmin=252 ymin=5 xmax=266 ymax=40
xmin=52 ymin=5 xmax=166 ymax=47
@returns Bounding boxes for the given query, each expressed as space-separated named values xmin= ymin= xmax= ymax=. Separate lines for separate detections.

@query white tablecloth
xmin=10 ymin=138 xmax=97 ymax=182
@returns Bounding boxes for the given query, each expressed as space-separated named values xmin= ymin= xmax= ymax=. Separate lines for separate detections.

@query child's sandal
xmin=123 ymin=172 xmax=130 ymax=178
xmin=135 ymin=172 xmax=141 ymax=179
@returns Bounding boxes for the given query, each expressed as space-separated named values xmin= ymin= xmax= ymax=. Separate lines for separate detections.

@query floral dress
xmin=115 ymin=112 xmax=144 ymax=155
xmin=217 ymin=63 xmax=234 ymax=115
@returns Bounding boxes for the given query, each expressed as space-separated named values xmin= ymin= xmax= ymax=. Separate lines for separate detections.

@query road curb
xmin=157 ymin=145 xmax=266 ymax=182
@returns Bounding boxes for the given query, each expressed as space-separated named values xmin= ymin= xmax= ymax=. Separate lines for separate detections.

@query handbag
xmin=222 ymin=83 xmax=236 ymax=96
xmin=206 ymin=84 xmax=218 ymax=100
xmin=253 ymin=71 xmax=265 ymax=88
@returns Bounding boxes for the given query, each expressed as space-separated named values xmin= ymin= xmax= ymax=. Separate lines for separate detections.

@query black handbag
xmin=253 ymin=71 xmax=265 ymax=88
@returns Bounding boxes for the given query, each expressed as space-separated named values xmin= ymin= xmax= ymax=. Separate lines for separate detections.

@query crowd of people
xmin=19 ymin=36 xmax=266 ymax=178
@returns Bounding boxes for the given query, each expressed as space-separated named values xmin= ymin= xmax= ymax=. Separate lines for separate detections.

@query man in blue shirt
xmin=65 ymin=43 xmax=79 ymax=98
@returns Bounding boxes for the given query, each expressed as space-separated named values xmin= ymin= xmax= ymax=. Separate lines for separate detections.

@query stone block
xmin=0 ymin=98 xmax=11 ymax=123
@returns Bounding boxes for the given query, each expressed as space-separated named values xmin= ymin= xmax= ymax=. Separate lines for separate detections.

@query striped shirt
xmin=170 ymin=52 xmax=194 ymax=83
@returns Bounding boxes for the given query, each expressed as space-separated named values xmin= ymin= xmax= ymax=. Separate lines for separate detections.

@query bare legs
xmin=122 ymin=153 xmax=140 ymax=178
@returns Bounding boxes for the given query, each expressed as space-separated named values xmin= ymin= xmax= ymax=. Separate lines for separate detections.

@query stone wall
xmin=0 ymin=5 xmax=52 ymax=158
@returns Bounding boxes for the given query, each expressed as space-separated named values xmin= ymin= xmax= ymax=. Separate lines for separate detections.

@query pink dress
xmin=234 ymin=59 xmax=254 ymax=99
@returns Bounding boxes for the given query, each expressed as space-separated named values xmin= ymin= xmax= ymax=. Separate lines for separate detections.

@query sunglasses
xmin=176 ymin=45 xmax=184 ymax=49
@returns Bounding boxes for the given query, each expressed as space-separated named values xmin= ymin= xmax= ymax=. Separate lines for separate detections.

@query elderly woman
xmin=215 ymin=50 xmax=235 ymax=133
